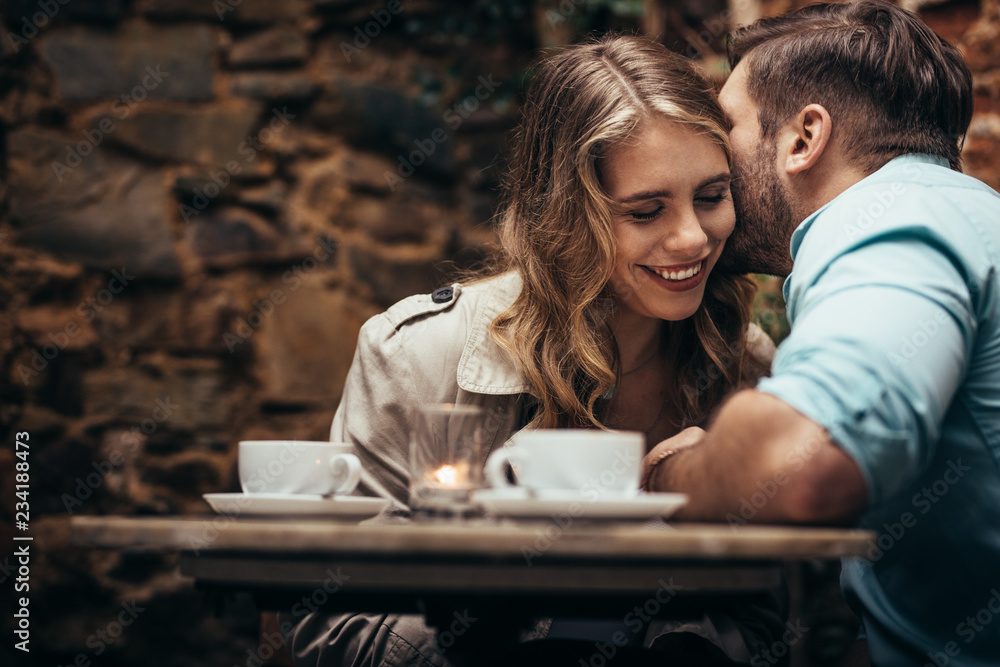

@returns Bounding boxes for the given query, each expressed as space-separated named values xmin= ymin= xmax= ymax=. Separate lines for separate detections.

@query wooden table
xmin=72 ymin=516 xmax=873 ymax=665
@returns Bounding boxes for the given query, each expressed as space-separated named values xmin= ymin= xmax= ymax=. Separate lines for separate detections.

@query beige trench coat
xmin=331 ymin=272 xmax=532 ymax=510
xmin=282 ymin=272 xmax=782 ymax=667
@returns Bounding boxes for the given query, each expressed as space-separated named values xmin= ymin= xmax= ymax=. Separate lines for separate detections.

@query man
xmin=643 ymin=2 xmax=1000 ymax=666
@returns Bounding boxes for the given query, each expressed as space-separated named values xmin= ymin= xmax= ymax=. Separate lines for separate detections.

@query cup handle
xmin=484 ymin=448 xmax=517 ymax=489
xmin=328 ymin=454 xmax=362 ymax=495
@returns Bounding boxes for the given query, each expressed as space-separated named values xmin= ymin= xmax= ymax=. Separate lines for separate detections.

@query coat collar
xmin=456 ymin=272 xmax=533 ymax=395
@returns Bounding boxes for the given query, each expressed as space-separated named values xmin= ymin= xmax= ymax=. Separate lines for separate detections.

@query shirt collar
xmin=456 ymin=272 xmax=532 ymax=395
xmin=786 ymin=153 xmax=951 ymax=279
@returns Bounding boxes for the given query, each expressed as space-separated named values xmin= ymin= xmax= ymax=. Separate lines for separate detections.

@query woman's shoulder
xmin=351 ymin=273 xmax=528 ymax=395
xmin=358 ymin=273 xmax=520 ymax=353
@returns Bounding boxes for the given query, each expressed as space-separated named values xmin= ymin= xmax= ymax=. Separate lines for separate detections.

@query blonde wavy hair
xmin=487 ymin=35 xmax=764 ymax=431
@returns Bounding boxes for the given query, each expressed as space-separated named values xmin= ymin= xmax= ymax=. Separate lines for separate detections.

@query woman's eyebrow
xmin=615 ymin=173 xmax=731 ymax=204
xmin=696 ymin=173 xmax=732 ymax=189
xmin=617 ymin=189 xmax=672 ymax=204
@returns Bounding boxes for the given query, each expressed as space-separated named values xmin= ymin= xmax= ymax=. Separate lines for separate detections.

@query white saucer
xmin=472 ymin=489 xmax=687 ymax=520
xmin=203 ymin=493 xmax=390 ymax=518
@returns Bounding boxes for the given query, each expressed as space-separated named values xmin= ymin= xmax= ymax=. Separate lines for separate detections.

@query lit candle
xmin=434 ymin=464 xmax=459 ymax=486
xmin=418 ymin=461 xmax=475 ymax=508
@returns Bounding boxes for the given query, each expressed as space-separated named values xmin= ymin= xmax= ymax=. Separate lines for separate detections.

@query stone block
xmin=230 ymin=71 xmax=318 ymax=101
xmin=174 ymin=173 xmax=238 ymax=209
xmin=917 ymin=1 xmax=981 ymax=44
xmin=90 ymin=279 xmax=243 ymax=353
xmin=3 ymin=0 xmax=124 ymax=24
xmin=8 ymin=128 xmax=181 ymax=279
xmin=33 ymin=438 xmax=104 ymax=512
xmin=187 ymin=206 xmax=302 ymax=269
xmin=463 ymin=190 xmax=500 ymax=226
xmin=445 ymin=226 xmax=492 ymax=275
xmin=1 ymin=22 xmax=17 ymax=57
xmin=348 ymin=196 xmax=433 ymax=244
xmin=139 ymin=430 xmax=191 ymax=456
xmin=63 ymin=0 xmax=125 ymax=19
xmin=37 ymin=27 xmax=119 ymax=100
xmin=2 ymin=255 xmax=85 ymax=304
xmin=974 ymin=72 xmax=1000 ymax=100
xmin=311 ymin=80 xmax=456 ymax=177
xmin=238 ymin=180 xmax=287 ymax=212
xmin=963 ymin=17 xmax=1000 ymax=73
xmin=142 ymin=457 xmax=221 ymax=496
xmin=99 ymin=427 xmax=145 ymax=472
xmin=229 ymin=26 xmax=309 ymax=67
xmin=964 ymin=112 xmax=1000 ymax=190
xmin=10 ymin=348 xmax=48 ymax=392
xmin=143 ymin=0 xmax=305 ymax=23
xmin=16 ymin=305 xmax=99 ymax=350
xmin=252 ymin=283 xmax=365 ymax=405
xmin=39 ymin=24 xmax=215 ymax=102
xmin=141 ymin=0 xmax=217 ymax=18
xmin=100 ymin=104 xmax=262 ymax=164
xmin=347 ymin=243 xmax=445 ymax=306
xmin=11 ymin=404 xmax=67 ymax=442
xmin=337 ymin=150 xmax=396 ymax=194
xmin=969 ymin=112 xmax=1000 ymax=141
xmin=286 ymin=154 xmax=350 ymax=231
xmin=82 ymin=357 xmax=233 ymax=431
xmin=312 ymin=0 xmax=366 ymax=12
xmin=463 ymin=132 xmax=506 ymax=190
xmin=120 ymin=23 xmax=216 ymax=101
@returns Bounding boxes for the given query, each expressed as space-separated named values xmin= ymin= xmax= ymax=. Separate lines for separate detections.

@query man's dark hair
xmin=728 ymin=0 xmax=973 ymax=172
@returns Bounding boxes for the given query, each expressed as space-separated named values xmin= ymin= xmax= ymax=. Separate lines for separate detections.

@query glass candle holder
xmin=409 ymin=404 xmax=484 ymax=510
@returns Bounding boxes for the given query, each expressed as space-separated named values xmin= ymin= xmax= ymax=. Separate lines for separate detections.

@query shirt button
xmin=431 ymin=286 xmax=454 ymax=304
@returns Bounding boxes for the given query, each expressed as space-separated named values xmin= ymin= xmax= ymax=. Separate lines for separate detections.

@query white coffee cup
xmin=484 ymin=429 xmax=643 ymax=499
xmin=239 ymin=441 xmax=362 ymax=495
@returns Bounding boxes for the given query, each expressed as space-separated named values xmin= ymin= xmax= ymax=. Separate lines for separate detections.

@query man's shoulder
xmin=853 ymin=155 xmax=1000 ymax=207
xmin=811 ymin=156 xmax=999 ymax=249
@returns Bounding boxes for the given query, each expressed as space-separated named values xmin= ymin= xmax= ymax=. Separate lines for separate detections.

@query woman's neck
xmin=606 ymin=309 xmax=678 ymax=450
xmin=609 ymin=308 xmax=663 ymax=374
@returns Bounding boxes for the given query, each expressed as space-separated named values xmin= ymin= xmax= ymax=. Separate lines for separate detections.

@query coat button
xmin=431 ymin=286 xmax=454 ymax=303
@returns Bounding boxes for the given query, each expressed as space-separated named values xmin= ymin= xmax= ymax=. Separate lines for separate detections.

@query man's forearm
xmin=652 ymin=391 xmax=867 ymax=525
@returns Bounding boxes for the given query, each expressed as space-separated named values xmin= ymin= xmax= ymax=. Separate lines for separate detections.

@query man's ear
xmin=777 ymin=103 xmax=833 ymax=176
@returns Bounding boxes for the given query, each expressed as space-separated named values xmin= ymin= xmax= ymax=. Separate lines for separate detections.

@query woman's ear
xmin=777 ymin=103 xmax=833 ymax=177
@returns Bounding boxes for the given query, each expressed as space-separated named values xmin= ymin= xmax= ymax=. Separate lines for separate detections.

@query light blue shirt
xmin=757 ymin=154 xmax=1000 ymax=667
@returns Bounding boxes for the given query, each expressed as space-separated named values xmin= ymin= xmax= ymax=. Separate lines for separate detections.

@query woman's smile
xmin=639 ymin=259 xmax=709 ymax=291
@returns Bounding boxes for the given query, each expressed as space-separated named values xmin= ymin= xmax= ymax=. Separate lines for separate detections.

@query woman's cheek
xmin=711 ymin=203 xmax=736 ymax=241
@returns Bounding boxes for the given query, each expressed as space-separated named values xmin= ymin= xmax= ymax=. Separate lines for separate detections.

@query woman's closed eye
xmin=627 ymin=205 xmax=664 ymax=222
xmin=696 ymin=189 xmax=730 ymax=207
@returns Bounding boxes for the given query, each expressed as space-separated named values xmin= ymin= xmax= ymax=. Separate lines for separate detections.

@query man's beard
xmin=717 ymin=140 xmax=796 ymax=277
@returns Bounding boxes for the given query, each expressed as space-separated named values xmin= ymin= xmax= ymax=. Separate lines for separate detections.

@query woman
xmin=284 ymin=35 xmax=778 ymax=666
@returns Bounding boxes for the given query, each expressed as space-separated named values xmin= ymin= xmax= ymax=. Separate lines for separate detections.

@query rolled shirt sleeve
xmin=758 ymin=191 xmax=977 ymax=507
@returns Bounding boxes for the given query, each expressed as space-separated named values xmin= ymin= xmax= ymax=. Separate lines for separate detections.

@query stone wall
xmin=1 ymin=1 xmax=998 ymax=666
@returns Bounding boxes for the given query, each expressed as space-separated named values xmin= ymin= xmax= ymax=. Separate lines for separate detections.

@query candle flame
xmin=434 ymin=464 xmax=459 ymax=486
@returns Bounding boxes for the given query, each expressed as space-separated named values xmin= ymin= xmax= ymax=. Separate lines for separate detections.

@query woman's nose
xmin=661 ymin=207 xmax=709 ymax=256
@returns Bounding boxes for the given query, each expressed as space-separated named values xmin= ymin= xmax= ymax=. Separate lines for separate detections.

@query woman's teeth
xmin=656 ymin=262 xmax=702 ymax=281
